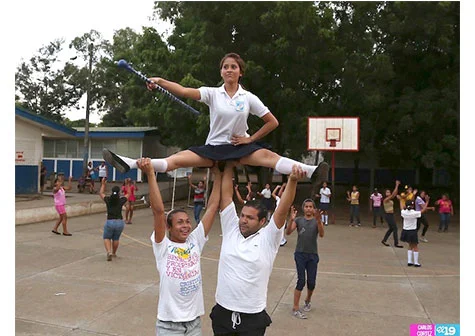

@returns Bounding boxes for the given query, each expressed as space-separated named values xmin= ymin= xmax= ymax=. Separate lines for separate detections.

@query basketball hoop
xmin=329 ymin=139 xmax=337 ymax=147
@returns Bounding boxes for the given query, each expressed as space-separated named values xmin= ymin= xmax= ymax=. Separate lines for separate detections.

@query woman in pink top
xmin=52 ymin=176 xmax=73 ymax=236
xmin=121 ymin=178 xmax=138 ymax=224
xmin=435 ymin=194 xmax=454 ymax=232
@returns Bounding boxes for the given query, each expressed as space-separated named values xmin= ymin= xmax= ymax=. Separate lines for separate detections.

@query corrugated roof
xmin=74 ymin=127 xmax=157 ymax=132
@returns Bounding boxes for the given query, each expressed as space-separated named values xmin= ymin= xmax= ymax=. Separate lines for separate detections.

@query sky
xmin=11 ymin=0 xmax=172 ymax=124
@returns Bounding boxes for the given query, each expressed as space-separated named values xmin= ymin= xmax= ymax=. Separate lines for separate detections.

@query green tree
xmin=377 ymin=1 xmax=459 ymax=190
xmin=15 ymin=40 xmax=83 ymax=122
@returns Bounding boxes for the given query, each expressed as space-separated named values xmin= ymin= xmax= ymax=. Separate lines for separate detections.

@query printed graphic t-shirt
xmin=150 ymin=223 xmax=208 ymax=322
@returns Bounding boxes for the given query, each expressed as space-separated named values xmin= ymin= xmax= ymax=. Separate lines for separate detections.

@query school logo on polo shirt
xmin=235 ymin=100 xmax=245 ymax=112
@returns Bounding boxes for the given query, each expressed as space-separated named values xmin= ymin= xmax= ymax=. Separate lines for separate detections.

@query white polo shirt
xmin=198 ymin=85 xmax=269 ymax=146
xmin=260 ymin=188 xmax=272 ymax=199
xmin=401 ymin=209 xmax=421 ymax=230
xmin=319 ymin=187 xmax=331 ymax=203
xmin=216 ymin=202 xmax=283 ymax=313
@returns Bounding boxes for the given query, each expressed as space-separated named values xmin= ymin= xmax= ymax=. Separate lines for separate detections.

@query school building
xmin=15 ymin=106 xmax=178 ymax=194
xmin=15 ymin=106 xmax=451 ymax=194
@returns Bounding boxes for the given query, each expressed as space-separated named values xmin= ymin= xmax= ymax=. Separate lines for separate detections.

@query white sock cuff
xmin=151 ymin=159 xmax=168 ymax=173
xmin=275 ymin=157 xmax=316 ymax=178
xmin=118 ymin=154 xmax=138 ymax=169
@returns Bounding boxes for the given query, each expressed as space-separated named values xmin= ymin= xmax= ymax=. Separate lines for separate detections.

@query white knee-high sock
xmin=275 ymin=157 xmax=316 ymax=178
xmin=116 ymin=154 xmax=168 ymax=172
xmin=321 ymin=215 xmax=325 ymax=222
xmin=151 ymin=159 xmax=168 ymax=173
xmin=413 ymin=251 xmax=419 ymax=265
xmin=324 ymin=215 xmax=328 ymax=224
xmin=407 ymin=250 xmax=413 ymax=264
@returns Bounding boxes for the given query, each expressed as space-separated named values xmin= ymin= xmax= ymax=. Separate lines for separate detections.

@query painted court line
xmin=104 ymin=234 xmax=459 ymax=279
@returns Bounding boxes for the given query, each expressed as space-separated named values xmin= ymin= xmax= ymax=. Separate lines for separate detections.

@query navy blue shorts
xmin=319 ymin=202 xmax=330 ymax=211
xmin=400 ymin=229 xmax=418 ymax=244
xmin=188 ymin=142 xmax=272 ymax=161
xmin=294 ymin=252 xmax=319 ymax=291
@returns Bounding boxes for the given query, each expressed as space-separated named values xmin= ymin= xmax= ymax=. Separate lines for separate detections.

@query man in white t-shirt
xmin=209 ymin=162 xmax=306 ymax=335
xmin=137 ymin=158 xmax=222 ymax=336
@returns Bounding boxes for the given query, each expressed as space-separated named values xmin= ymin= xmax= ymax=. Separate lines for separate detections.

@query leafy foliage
xmin=14 ymin=1 xmax=459 ymax=190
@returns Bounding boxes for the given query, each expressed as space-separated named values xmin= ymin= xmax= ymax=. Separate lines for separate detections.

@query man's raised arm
xmin=273 ymin=165 xmax=306 ymax=229
xmin=137 ymin=158 xmax=167 ymax=243
xmin=201 ymin=166 xmax=222 ymax=236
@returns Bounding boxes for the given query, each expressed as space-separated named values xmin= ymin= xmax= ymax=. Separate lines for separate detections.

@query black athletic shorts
xmin=210 ymin=303 xmax=272 ymax=335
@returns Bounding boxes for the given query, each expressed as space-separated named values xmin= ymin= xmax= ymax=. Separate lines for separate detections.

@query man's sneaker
xmin=407 ymin=263 xmax=414 ymax=267
xmin=310 ymin=162 xmax=329 ymax=185
xmin=414 ymin=263 xmax=421 ymax=267
xmin=303 ymin=301 xmax=311 ymax=312
xmin=356 ymin=223 xmax=361 ymax=227
xmin=107 ymin=252 xmax=112 ymax=261
xmin=292 ymin=310 xmax=307 ymax=319
xmin=102 ymin=148 xmax=130 ymax=173
xmin=280 ymin=238 xmax=287 ymax=247
xmin=420 ymin=237 xmax=428 ymax=243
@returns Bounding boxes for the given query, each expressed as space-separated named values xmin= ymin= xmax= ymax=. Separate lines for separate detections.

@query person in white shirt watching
xmin=257 ymin=183 xmax=274 ymax=222
xmin=315 ymin=181 xmax=331 ymax=226
xmin=400 ymin=199 xmax=429 ymax=268
xmin=209 ymin=161 xmax=306 ymax=335
xmin=136 ymin=157 xmax=222 ymax=336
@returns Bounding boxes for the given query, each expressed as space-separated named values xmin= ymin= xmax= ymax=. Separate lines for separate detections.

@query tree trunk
xmin=353 ymin=158 xmax=360 ymax=186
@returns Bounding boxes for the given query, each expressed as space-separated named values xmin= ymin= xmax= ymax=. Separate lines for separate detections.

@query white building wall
xmin=15 ymin=119 xmax=43 ymax=167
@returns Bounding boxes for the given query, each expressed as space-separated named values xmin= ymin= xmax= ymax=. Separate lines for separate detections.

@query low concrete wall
xmin=15 ymin=181 xmax=189 ymax=225
xmin=15 ymin=201 xmax=107 ymax=225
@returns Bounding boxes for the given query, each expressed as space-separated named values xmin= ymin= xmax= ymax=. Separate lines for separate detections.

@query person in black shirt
xmin=100 ymin=179 xmax=128 ymax=261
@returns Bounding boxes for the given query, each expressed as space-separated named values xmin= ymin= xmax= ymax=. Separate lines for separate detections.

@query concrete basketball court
xmin=15 ymin=199 xmax=461 ymax=336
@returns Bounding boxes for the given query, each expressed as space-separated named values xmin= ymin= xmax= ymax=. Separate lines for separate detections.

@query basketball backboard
xmin=308 ymin=117 xmax=359 ymax=151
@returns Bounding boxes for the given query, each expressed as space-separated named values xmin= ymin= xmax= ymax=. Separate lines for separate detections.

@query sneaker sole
xmin=311 ymin=161 xmax=329 ymax=185
xmin=102 ymin=148 xmax=130 ymax=173
xmin=292 ymin=312 xmax=307 ymax=319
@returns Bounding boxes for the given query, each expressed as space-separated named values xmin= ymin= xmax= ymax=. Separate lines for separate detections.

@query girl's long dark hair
xmin=109 ymin=187 xmax=121 ymax=206
xmin=109 ymin=193 xmax=119 ymax=206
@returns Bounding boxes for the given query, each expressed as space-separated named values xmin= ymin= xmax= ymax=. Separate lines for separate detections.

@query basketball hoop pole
xmin=331 ymin=151 xmax=336 ymax=224
xmin=308 ymin=116 xmax=360 ymax=226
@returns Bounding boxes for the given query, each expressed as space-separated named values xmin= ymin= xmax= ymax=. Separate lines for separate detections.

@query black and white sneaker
xmin=310 ymin=161 xmax=329 ymax=185
xmin=102 ymin=148 xmax=130 ymax=173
